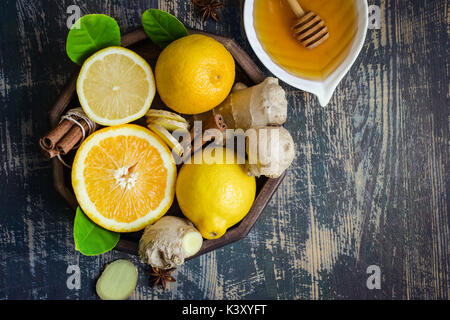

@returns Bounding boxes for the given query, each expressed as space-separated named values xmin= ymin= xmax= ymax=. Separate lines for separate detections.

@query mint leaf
xmin=74 ymin=207 xmax=120 ymax=256
xmin=66 ymin=14 xmax=121 ymax=65
xmin=142 ymin=9 xmax=188 ymax=48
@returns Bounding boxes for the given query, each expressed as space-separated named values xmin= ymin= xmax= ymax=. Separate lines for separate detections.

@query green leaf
xmin=66 ymin=14 xmax=121 ymax=65
xmin=74 ymin=207 xmax=120 ymax=256
xmin=142 ymin=9 xmax=188 ymax=48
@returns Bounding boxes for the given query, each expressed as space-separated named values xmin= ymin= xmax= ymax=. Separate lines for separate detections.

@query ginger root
xmin=231 ymin=82 xmax=248 ymax=92
xmin=96 ymin=260 xmax=138 ymax=300
xmin=138 ymin=216 xmax=203 ymax=269
xmin=246 ymin=126 xmax=295 ymax=179
xmin=213 ymin=77 xmax=287 ymax=130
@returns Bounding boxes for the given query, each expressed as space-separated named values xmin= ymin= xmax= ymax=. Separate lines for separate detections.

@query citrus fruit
xmin=155 ymin=34 xmax=235 ymax=115
xmin=77 ymin=46 xmax=156 ymax=126
xmin=72 ymin=124 xmax=176 ymax=232
xmin=175 ymin=148 xmax=256 ymax=239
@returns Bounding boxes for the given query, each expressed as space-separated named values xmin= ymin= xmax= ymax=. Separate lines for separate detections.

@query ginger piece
xmin=146 ymin=116 xmax=189 ymax=131
xmin=145 ymin=109 xmax=190 ymax=124
xmin=138 ymin=216 xmax=203 ymax=270
xmin=96 ymin=260 xmax=138 ymax=300
xmin=188 ymin=82 xmax=247 ymax=127
xmin=145 ymin=109 xmax=190 ymax=157
xmin=145 ymin=109 xmax=190 ymax=131
xmin=147 ymin=123 xmax=185 ymax=157
xmin=231 ymin=82 xmax=248 ymax=92
xmin=213 ymin=77 xmax=287 ymax=130
xmin=246 ymin=126 xmax=295 ymax=179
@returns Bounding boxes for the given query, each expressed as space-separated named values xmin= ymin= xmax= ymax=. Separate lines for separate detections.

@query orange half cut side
xmin=72 ymin=124 xmax=176 ymax=232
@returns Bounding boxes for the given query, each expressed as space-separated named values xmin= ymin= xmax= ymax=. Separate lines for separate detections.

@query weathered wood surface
xmin=0 ymin=0 xmax=448 ymax=299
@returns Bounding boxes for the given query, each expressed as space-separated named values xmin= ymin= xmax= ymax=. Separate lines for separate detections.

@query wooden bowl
xmin=48 ymin=29 xmax=286 ymax=259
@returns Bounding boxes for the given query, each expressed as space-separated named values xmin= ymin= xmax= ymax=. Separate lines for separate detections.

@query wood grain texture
xmin=0 ymin=0 xmax=448 ymax=299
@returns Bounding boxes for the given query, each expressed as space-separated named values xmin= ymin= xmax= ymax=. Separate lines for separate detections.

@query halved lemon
xmin=77 ymin=47 xmax=155 ymax=126
xmin=72 ymin=124 xmax=176 ymax=232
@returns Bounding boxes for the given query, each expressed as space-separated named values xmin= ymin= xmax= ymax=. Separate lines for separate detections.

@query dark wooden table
xmin=0 ymin=0 xmax=448 ymax=300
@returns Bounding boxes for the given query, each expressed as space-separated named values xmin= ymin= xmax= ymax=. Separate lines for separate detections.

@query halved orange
xmin=72 ymin=124 xmax=176 ymax=232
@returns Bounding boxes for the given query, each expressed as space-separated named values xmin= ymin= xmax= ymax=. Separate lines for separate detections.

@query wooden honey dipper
xmin=285 ymin=0 xmax=329 ymax=49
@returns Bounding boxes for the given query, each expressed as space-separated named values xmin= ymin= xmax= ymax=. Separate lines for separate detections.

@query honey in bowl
xmin=253 ymin=0 xmax=357 ymax=81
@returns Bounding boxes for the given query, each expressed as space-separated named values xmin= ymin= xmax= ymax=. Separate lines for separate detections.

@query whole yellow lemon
xmin=155 ymin=34 xmax=235 ymax=115
xmin=176 ymin=148 xmax=256 ymax=239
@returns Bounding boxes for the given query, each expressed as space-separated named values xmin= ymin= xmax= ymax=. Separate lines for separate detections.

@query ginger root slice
xmin=96 ymin=259 xmax=138 ymax=300
xmin=146 ymin=116 xmax=190 ymax=131
xmin=145 ymin=109 xmax=189 ymax=125
xmin=147 ymin=123 xmax=185 ymax=157
xmin=138 ymin=216 xmax=203 ymax=270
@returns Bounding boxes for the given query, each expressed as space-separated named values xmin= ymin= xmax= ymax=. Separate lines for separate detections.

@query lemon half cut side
xmin=77 ymin=46 xmax=156 ymax=126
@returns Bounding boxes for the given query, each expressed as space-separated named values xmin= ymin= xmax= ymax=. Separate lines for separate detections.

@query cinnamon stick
xmin=40 ymin=146 xmax=61 ymax=159
xmin=40 ymin=112 xmax=97 ymax=159
xmin=40 ymin=119 xmax=75 ymax=150
xmin=55 ymin=117 xmax=91 ymax=155
xmin=189 ymin=113 xmax=227 ymax=156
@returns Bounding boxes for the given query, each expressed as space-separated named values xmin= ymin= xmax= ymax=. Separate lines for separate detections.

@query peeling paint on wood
xmin=0 ymin=0 xmax=448 ymax=299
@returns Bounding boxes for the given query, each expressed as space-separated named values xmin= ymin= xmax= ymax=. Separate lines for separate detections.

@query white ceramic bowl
xmin=243 ymin=0 xmax=368 ymax=106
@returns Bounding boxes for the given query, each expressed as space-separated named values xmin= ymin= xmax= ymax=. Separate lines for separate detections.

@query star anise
xmin=192 ymin=0 xmax=224 ymax=23
xmin=148 ymin=267 xmax=176 ymax=290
